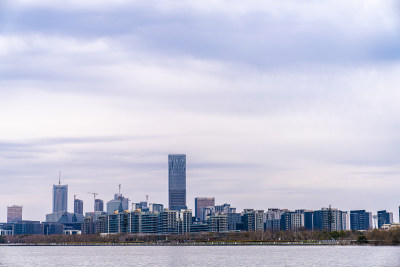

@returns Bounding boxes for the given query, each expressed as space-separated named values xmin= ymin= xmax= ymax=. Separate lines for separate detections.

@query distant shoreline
xmin=1 ymin=241 xmax=386 ymax=246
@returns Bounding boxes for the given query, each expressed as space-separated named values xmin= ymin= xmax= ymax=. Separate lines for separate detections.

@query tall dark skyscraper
xmin=53 ymin=176 xmax=68 ymax=213
xmin=168 ymin=154 xmax=186 ymax=210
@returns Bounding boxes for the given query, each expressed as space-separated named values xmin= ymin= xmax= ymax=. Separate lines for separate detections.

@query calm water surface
xmin=1 ymin=246 xmax=399 ymax=267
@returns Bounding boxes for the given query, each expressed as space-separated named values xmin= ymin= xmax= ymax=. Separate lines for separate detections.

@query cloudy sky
xmin=1 ymin=0 xmax=400 ymax=222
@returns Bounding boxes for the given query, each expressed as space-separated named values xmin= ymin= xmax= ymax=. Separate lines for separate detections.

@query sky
xmin=1 ymin=0 xmax=400 ymax=222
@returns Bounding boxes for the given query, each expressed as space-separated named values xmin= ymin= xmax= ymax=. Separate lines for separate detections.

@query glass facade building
xmin=168 ymin=154 xmax=186 ymax=210
xmin=53 ymin=184 xmax=68 ymax=213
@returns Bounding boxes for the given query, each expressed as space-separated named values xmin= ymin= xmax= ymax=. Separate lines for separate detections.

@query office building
xmin=377 ymin=210 xmax=393 ymax=229
xmin=94 ymin=199 xmax=104 ymax=212
xmin=208 ymin=214 xmax=228 ymax=232
xmin=313 ymin=207 xmax=344 ymax=232
xmin=227 ymin=212 xmax=241 ymax=231
xmin=215 ymin=203 xmax=236 ymax=214
xmin=7 ymin=205 xmax=22 ymax=223
xmin=177 ymin=209 xmax=192 ymax=234
xmin=265 ymin=208 xmax=286 ymax=232
xmin=159 ymin=210 xmax=178 ymax=234
xmin=43 ymin=222 xmax=64 ymax=235
xmin=280 ymin=211 xmax=304 ymax=231
xmin=242 ymin=209 xmax=264 ymax=231
xmin=13 ymin=221 xmax=44 ymax=235
xmin=195 ymin=197 xmax=215 ymax=221
xmin=74 ymin=199 xmax=83 ymax=215
xmin=149 ymin=203 xmax=164 ymax=213
xmin=350 ymin=210 xmax=372 ymax=231
xmin=168 ymin=154 xmax=186 ymax=210
xmin=53 ymin=183 xmax=68 ymax=213
xmin=107 ymin=193 xmax=129 ymax=214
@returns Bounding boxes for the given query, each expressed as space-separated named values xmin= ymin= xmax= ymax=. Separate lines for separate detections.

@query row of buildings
xmin=0 ymin=154 xmax=397 ymax=235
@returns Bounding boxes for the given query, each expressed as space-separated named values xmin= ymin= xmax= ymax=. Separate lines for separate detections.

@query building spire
xmin=59 ymin=170 xmax=61 ymax=185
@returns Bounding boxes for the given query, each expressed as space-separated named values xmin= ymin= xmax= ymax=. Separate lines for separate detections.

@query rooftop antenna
xmin=59 ymin=170 xmax=62 ymax=185
xmin=119 ymin=184 xmax=121 ymax=197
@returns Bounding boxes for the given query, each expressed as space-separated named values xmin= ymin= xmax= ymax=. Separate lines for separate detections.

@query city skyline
xmin=1 ymin=0 xmax=400 ymax=222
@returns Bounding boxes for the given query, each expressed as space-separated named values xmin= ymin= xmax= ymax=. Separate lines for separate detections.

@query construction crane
xmin=88 ymin=192 xmax=98 ymax=212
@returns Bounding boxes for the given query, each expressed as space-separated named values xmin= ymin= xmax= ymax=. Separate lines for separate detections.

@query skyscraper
xmin=53 ymin=181 xmax=68 ymax=213
xmin=168 ymin=154 xmax=186 ymax=210
xmin=195 ymin=197 xmax=215 ymax=221
xmin=74 ymin=198 xmax=83 ymax=215
xmin=7 ymin=205 xmax=22 ymax=223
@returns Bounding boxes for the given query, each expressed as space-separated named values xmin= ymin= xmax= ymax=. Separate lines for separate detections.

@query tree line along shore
xmin=1 ymin=229 xmax=400 ymax=246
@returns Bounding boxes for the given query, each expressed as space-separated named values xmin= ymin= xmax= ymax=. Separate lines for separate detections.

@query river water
xmin=0 ymin=245 xmax=399 ymax=266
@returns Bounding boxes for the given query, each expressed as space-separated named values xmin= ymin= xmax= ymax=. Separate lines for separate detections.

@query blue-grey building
xmin=107 ymin=193 xmax=129 ymax=214
xmin=168 ymin=154 xmax=187 ymax=210
xmin=53 ymin=184 xmax=68 ymax=213
xmin=43 ymin=222 xmax=64 ymax=235
xmin=74 ymin=199 xmax=83 ymax=215
xmin=350 ymin=210 xmax=372 ymax=231
xmin=94 ymin=199 xmax=104 ymax=212
xmin=377 ymin=210 xmax=393 ymax=229
xmin=13 ymin=221 xmax=44 ymax=235
xmin=313 ymin=208 xmax=344 ymax=232
xmin=195 ymin=197 xmax=215 ymax=221
xmin=304 ymin=210 xmax=314 ymax=231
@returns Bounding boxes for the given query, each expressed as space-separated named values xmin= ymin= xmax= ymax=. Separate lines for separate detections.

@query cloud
xmin=0 ymin=1 xmax=400 ymax=221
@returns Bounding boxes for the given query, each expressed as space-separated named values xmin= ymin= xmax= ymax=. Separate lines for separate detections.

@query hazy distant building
xmin=107 ymin=193 xmax=129 ymax=214
xmin=74 ymin=199 xmax=83 ymax=215
xmin=94 ymin=199 xmax=104 ymax=212
xmin=168 ymin=154 xmax=187 ymax=210
xmin=53 ymin=184 xmax=68 ymax=213
xmin=195 ymin=197 xmax=215 ymax=221
xmin=377 ymin=210 xmax=393 ymax=229
xmin=7 ymin=205 xmax=22 ymax=223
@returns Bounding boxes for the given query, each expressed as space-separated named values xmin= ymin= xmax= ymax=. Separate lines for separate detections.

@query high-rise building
xmin=95 ymin=199 xmax=104 ymax=212
xmin=195 ymin=197 xmax=215 ymax=221
xmin=377 ymin=210 xmax=393 ymax=229
xmin=168 ymin=154 xmax=186 ymax=210
xmin=7 ymin=205 xmax=22 ymax=223
xmin=313 ymin=207 xmax=344 ymax=232
xmin=53 ymin=184 xmax=68 ymax=213
xmin=106 ymin=193 xmax=129 ymax=214
xmin=350 ymin=210 xmax=372 ymax=231
xmin=74 ymin=199 xmax=83 ymax=215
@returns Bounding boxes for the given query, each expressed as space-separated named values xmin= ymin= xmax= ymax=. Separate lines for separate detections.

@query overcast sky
xmin=1 ymin=0 xmax=400 ymax=222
